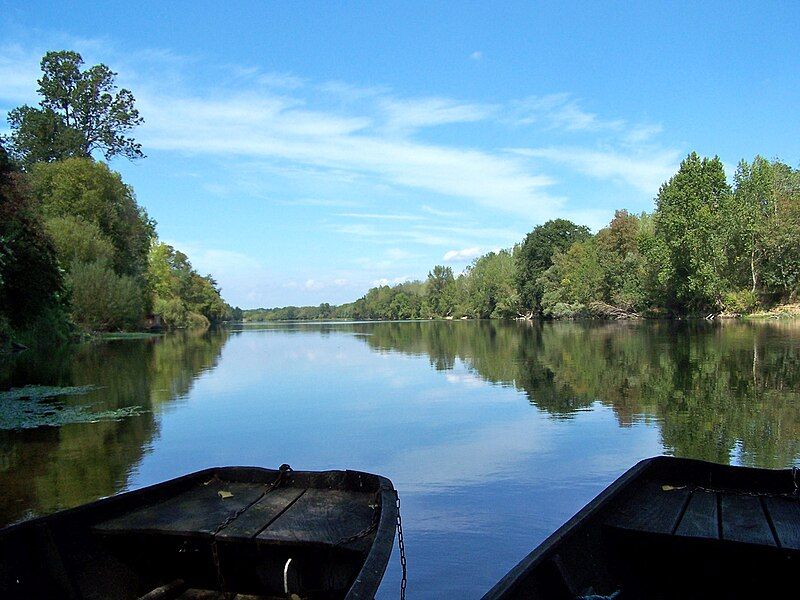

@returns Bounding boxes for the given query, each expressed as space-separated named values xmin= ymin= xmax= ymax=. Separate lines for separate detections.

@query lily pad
xmin=0 ymin=385 xmax=99 ymax=402
xmin=0 ymin=385 xmax=147 ymax=430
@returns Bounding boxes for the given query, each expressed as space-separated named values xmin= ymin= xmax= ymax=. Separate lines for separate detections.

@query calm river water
xmin=1 ymin=320 xmax=799 ymax=598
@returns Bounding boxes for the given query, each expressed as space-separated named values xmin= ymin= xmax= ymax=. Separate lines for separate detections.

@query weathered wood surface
xmin=257 ymin=489 xmax=377 ymax=546
xmin=96 ymin=481 xmax=376 ymax=549
xmin=95 ymin=480 xmax=266 ymax=537
xmin=719 ymin=493 xmax=775 ymax=546
xmin=215 ymin=487 xmax=306 ymax=540
xmin=604 ymin=480 xmax=690 ymax=534
xmin=674 ymin=489 xmax=718 ymax=539
xmin=763 ymin=496 xmax=800 ymax=550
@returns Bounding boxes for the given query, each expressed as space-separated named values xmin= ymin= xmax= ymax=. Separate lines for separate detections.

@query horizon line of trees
xmin=1 ymin=50 xmax=239 ymax=348
xmin=244 ymin=152 xmax=799 ymax=323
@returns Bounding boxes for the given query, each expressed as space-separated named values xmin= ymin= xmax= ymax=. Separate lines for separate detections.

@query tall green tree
xmin=6 ymin=50 xmax=144 ymax=166
xmin=729 ymin=156 xmax=777 ymax=295
xmin=426 ymin=265 xmax=455 ymax=316
xmin=29 ymin=158 xmax=154 ymax=278
xmin=595 ymin=210 xmax=649 ymax=310
xmin=515 ymin=219 xmax=591 ymax=315
xmin=760 ymin=161 xmax=800 ymax=301
xmin=652 ymin=152 xmax=731 ymax=312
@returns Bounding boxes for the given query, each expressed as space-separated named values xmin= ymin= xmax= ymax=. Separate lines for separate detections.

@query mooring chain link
xmin=396 ymin=490 xmax=407 ymax=600
xmin=336 ymin=491 xmax=381 ymax=546
xmin=210 ymin=464 xmax=292 ymax=596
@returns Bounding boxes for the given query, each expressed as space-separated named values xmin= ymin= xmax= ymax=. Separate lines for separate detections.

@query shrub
xmin=67 ymin=260 xmax=143 ymax=331
xmin=45 ymin=214 xmax=115 ymax=269
xmin=722 ymin=289 xmax=758 ymax=314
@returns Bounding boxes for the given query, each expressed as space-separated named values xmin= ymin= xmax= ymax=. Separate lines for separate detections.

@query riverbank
xmin=742 ymin=303 xmax=800 ymax=319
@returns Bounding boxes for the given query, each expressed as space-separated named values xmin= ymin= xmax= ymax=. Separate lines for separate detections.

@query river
xmin=1 ymin=320 xmax=799 ymax=598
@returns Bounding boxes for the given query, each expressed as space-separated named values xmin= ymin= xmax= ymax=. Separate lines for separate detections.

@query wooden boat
xmin=0 ymin=465 xmax=397 ymax=599
xmin=482 ymin=456 xmax=800 ymax=600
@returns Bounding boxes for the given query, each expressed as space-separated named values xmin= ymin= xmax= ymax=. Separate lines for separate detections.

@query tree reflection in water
xmin=0 ymin=329 xmax=230 ymax=525
xmin=359 ymin=320 xmax=800 ymax=468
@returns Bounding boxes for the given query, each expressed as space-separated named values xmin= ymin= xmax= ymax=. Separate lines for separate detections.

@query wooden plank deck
xmin=256 ymin=489 xmax=376 ymax=546
xmin=94 ymin=479 xmax=377 ymax=548
xmin=604 ymin=481 xmax=690 ymax=534
xmin=215 ymin=488 xmax=306 ymax=540
xmin=719 ymin=493 xmax=775 ymax=546
xmin=763 ymin=496 xmax=800 ymax=550
xmin=674 ymin=489 xmax=717 ymax=539
xmin=605 ymin=478 xmax=800 ymax=550
xmin=95 ymin=480 xmax=268 ymax=537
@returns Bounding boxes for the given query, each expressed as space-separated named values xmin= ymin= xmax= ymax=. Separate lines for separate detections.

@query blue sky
xmin=1 ymin=2 xmax=798 ymax=308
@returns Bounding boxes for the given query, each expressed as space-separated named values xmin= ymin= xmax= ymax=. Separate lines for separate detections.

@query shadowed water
xmin=1 ymin=320 xmax=799 ymax=598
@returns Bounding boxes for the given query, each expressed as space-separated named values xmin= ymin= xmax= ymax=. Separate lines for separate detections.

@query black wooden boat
xmin=0 ymin=465 xmax=397 ymax=599
xmin=482 ymin=456 xmax=800 ymax=600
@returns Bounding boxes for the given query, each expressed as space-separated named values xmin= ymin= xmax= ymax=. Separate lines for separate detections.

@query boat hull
xmin=0 ymin=466 xmax=396 ymax=600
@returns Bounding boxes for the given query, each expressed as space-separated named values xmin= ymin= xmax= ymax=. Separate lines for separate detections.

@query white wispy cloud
xmin=513 ymin=93 xmax=625 ymax=132
xmin=443 ymin=247 xmax=482 ymax=262
xmin=386 ymin=248 xmax=415 ymax=260
xmin=511 ymin=146 xmax=680 ymax=194
xmin=137 ymin=93 xmax=561 ymax=216
xmin=0 ymin=41 xmax=674 ymax=225
xmin=421 ymin=205 xmax=463 ymax=219
xmin=280 ymin=198 xmax=361 ymax=208
xmin=337 ymin=212 xmax=422 ymax=221
xmin=379 ymin=96 xmax=495 ymax=133
xmin=0 ymin=44 xmax=42 ymax=106
xmin=470 ymin=51 xmax=483 ymax=61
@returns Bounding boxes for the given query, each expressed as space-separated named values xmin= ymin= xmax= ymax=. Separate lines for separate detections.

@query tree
xmin=426 ymin=265 xmax=455 ymax=316
xmin=515 ymin=219 xmax=591 ymax=315
xmin=728 ymin=156 xmax=776 ymax=295
xmin=29 ymin=158 xmax=154 ymax=278
xmin=0 ymin=140 xmax=68 ymax=344
xmin=594 ymin=210 xmax=649 ymax=310
xmin=147 ymin=241 xmax=230 ymax=328
xmin=5 ymin=106 xmax=86 ymax=167
xmin=6 ymin=50 xmax=143 ymax=166
xmin=760 ymin=161 xmax=800 ymax=301
xmin=463 ymin=250 xmax=518 ymax=318
xmin=652 ymin=152 xmax=731 ymax=312
xmin=539 ymin=240 xmax=603 ymax=317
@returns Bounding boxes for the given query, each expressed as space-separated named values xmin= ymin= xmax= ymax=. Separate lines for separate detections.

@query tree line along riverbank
xmin=246 ymin=153 xmax=800 ymax=322
xmin=1 ymin=50 xmax=239 ymax=351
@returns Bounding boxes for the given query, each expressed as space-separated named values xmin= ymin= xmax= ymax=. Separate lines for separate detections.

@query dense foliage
xmin=147 ymin=242 xmax=231 ymax=328
xmin=0 ymin=142 xmax=69 ymax=346
xmin=245 ymin=153 xmax=800 ymax=323
xmin=0 ymin=51 xmax=236 ymax=346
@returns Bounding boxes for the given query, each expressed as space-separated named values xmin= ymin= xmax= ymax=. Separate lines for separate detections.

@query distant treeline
xmin=1 ymin=51 xmax=239 ymax=348
xmin=245 ymin=152 xmax=800 ymax=322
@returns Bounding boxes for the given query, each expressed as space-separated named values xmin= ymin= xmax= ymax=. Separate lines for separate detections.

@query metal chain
xmin=395 ymin=490 xmax=407 ymax=600
xmin=336 ymin=492 xmax=381 ymax=546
